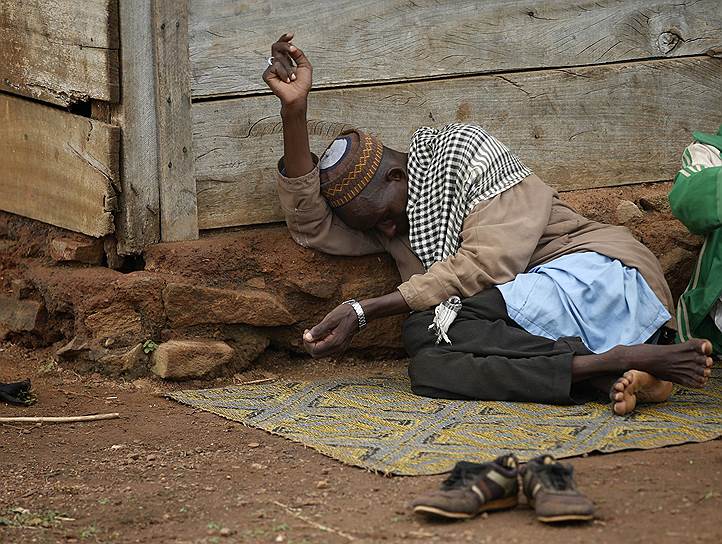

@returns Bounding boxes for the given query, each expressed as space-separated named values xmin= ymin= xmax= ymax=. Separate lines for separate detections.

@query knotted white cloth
xmin=428 ymin=296 xmax=462 ymax=345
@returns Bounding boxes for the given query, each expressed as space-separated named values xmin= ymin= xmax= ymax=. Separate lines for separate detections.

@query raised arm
xmin=262 ymin=33 xmax=314 ymax=177
xmin=262 ymin=34 xmax=384 ymax=256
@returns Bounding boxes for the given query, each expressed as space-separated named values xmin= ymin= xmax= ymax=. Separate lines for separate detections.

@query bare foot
xmin=604 ymin=339 xmax=714 ymax=388
xmin=610 ymin=370 xmax=673 ymax=416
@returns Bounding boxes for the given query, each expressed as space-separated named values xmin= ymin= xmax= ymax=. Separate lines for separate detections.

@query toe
xmin=702 ymin=340 xmax=713 ymax=356
xmin=704 ymin=368 xmax=712 ymax=378
xmin=706 ymin=357 xmax=714 ymax=368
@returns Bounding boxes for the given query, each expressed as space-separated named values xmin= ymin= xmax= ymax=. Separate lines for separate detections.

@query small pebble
xmin=316 ymin=479 xmax=329 ymax=489
xmin=219 ymin=527 xmax=232 ymax=537
xmin=248 ymin=442 xmax=261 ymax=448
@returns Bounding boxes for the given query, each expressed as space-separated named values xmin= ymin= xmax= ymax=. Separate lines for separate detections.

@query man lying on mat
xmin=262 ymin=33 xmax=713 ymax=416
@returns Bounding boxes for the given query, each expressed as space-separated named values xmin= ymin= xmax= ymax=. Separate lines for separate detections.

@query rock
xmin=245 ymin=277 xmax=266 ymax=290
xmin=99 ymin=343 xmax=148 ymax=375
xmin=163 ymin=283 xmax=295 ymax=328
xmin=56 ymin=336 xmax=93 ymax=359
xmin=638 ymin=195 xmax=671 ymax=214
xmin=0 ymin=296 xmax=43 ymax=333
xmin=84 ymin=305 xmax=143 ymax=341
xmin=49 ymin=236 xmax=104 ymax=264
xmin=10 ymin=279 xmax=33 ymax=300
xmin=616 ymin=200 xmax=643 ymax=224
xmin=150 ymin=339 xmax=234 ymax=379
xmin=222 ymin=327 xmax=270 ymax=369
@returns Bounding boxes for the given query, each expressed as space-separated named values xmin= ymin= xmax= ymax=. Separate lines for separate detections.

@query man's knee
xmin=407 ymin=348 xmax=469 ymax=400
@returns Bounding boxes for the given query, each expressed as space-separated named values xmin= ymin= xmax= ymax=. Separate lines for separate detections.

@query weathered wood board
xmin=189 ymin=0 xmax=722 ymax=99
xmin=153 ymin=0 xmax=199 ymax=242
xmin=0 ymin=0 xmax=119 ymax=107
xmin=0 ymin=93 xmax=119 ymax=237
xmin=112 ymin=0 xmax=160 ymax=254
xmin=193 ymin=56 xmax=722 ymax=229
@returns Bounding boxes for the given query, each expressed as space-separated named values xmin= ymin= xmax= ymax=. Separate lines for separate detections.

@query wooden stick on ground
xmin=0 ymin=413 xmax=120 ymax=424
xmin=273 ymin=500 xmax=356 ymax=541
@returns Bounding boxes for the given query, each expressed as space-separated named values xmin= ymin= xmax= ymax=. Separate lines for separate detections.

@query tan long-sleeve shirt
xmin=277 ymin=165 xmax=674 ymax=325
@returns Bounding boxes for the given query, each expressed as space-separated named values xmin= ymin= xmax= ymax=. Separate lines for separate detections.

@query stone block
xmin=56 ymin=336 xmax=93 ymax=359
xmin=164 ymin=283 xmax=295 ymax=328
xmin=10 ymin=279 xmax=33 ymax=300
xmin=222 ymin=327 xmax=271 ymax=369
xmin=616 ymin=200 xmax=643 ymax=224
xmin=151 ymin=339 xmax=234 ymax=380
xmin=49 ymin=236 xmax=104 ymax=264
xmin=0 ymin=296 xmax=43 ymax=332
xmin=100 ymin=343 xmax=148 ymax=375
xmin=84 ymin=305 xmax=143 ymax=340
xmin=638 ymin=195 xmax=671 ymax=214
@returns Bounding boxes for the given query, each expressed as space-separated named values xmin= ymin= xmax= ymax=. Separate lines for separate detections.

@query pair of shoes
xmin=411 ymin=454 xmax=594 ymax=524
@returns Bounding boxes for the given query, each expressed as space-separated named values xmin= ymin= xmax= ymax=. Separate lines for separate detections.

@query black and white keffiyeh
xmin=406 ymin=123 xmax=532 ymax=270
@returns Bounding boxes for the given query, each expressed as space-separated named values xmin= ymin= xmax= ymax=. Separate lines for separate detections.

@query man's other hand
xmin=262 ymin=32 xmax=312 ymax=112
xmin=303 ymin=303 xmax=358 ymax=358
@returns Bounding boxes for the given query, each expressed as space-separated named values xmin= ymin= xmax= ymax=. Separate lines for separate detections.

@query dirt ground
xmin=1 ymin=342 xmax=721 ymax=544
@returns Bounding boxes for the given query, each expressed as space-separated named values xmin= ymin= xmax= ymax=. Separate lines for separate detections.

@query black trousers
xmin=403 ymin=288 xmax=594 ymax=404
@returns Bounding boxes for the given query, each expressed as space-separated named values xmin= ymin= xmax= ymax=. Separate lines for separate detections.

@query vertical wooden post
xmin=114 ymin=0 xmax=162 ymax=254
xmin=152 ymin=0 xmax=198 ymax=242
xmin=114 ymin=0 xmax=197 ymax=254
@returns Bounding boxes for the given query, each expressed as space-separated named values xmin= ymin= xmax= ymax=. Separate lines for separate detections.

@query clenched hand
xmin=262 ymin=32 xmax=312 ymax=112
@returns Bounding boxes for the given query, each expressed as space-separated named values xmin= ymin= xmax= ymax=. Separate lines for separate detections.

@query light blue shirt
xmin=497 ymin=252 xmax=671 ymax=353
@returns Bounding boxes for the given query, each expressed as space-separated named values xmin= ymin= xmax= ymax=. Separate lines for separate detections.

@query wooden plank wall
xmin=190 ymin=0 xmax=722 ymax=98
xmin=0 ymin=0 xmax=119 ymax=107
xmin=0 ymin=94 xmax=119 ymax=237
xmin=194 ymin=58 xmax=722 ymax=229
xmin=0 ymin=0 xmax=198 ymax=250
xmin=189 ymin=0 xmax=722 ymax=229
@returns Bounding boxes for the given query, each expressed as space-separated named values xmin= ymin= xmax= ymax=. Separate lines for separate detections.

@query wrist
xmin=281 ymin=100 xmax=308 ymax=118
xmin=342 ymin=299 xmax=367 ymax=330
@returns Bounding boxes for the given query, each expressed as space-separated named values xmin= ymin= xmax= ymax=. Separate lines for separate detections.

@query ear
xmin=385 ymin=166 xmax=407 ymax=184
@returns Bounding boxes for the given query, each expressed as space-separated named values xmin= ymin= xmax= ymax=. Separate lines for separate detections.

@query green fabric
xmin=669 ymin=166 xmax=722 ymax=234
xmin=692 ymin=124 xmax=722 ymax=152
xmin=670 ymin=126 xmax=722 ymax=353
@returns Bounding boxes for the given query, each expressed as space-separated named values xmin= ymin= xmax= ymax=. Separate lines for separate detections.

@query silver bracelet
xmin=342 ymin=299 xmax=367 ymax=330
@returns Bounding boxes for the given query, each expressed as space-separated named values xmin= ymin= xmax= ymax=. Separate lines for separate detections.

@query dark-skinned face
xmin=335 ymin=155 xmax=410 ymax=239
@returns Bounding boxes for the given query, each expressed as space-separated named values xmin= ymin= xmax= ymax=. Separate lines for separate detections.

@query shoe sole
xmin=527 ymin=498 xmax=594 ymax=523
xmin=537 ymin=514 xmax=594 ymax=523
xmin=413 ymin=495 xmax=519 ymax=519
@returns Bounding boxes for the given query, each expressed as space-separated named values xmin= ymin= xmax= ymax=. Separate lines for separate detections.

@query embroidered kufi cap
xmin=319 ymin=129 xmax=384 ymax=208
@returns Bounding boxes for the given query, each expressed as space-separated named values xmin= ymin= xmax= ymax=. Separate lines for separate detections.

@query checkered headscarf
xmin=406 ymin=124 xmax=532 ymax=270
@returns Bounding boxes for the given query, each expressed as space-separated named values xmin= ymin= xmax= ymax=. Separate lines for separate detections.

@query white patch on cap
xmin=320 ymin=138 xmax=349 ymax=171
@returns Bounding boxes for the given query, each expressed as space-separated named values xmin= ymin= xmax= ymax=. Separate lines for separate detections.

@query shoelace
xmin=441 ymin=465 xmax=486 ymax=490
xmin=536 ymin=463 xmax=575 ymax=491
